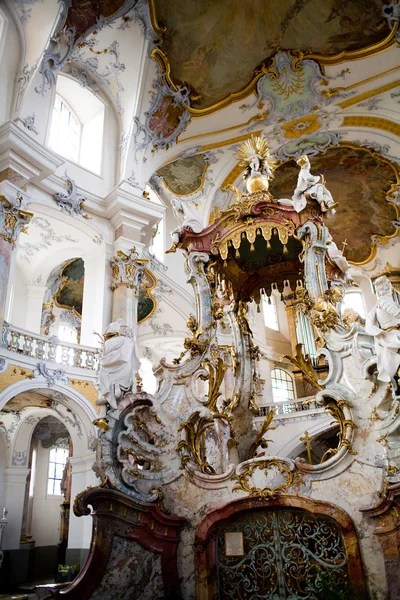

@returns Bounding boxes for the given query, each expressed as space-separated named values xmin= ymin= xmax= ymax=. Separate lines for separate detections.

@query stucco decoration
xmin=152 ymin=0 xmax=390 ymax=111
xmin=243 ymin=52 xmax=332 ymax=128
xmin=132 ymin=75 xmax=191 ymax=157
xmin=20 ymin=113 xmax=38 ymax=134
xmin=72 ymin=41 xmax=126 ymax=115
xmin=53 ymin=173 xmax=88 ymax=218
xmin=32 ymin=416 xmax=70 ymax=449
xmin=274 ymin=131 xmax=343 ymax=162
xmin=35 ymin=0 xmax=139 ymax=95
xmin=270 ymin=145 xmax=399 ymax=264
xmin=18 ymin=217 xmax=78 ymax=264
xmin=32 ymin=362 xmax=70 ymax=386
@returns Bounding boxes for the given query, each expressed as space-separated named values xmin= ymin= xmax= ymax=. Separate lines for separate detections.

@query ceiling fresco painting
xmin=269 ymin=145 xmax=399 ymax=264
xmin=152 ymin=0 xmax=391 ymax=111
xmin=157 ymin=155 xmax=208 ymax=196
xmin=54 ymin=258 xmax=85 ymax=315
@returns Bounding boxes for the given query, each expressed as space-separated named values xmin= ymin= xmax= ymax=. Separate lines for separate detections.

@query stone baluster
xmin=60 ymin=345 xmax=70 ymax=366
xmin=73 ymin=348 xmax=82 ymax=368
xmin=22 ymin=335 xmax=33 ymax=356
xmin=48 ymin=340 xmax=57 ymax=363
xmin=36 ymin=339 xmax=46 ymax=360
xmin=9 ymin=330 xmax=20 ymax=352
xmin=1 ymin=321 xmax=10 ymax=347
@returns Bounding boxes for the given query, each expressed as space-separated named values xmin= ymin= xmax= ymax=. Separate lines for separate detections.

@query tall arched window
xmin=271 ymin=368 xmax=295 ymax=403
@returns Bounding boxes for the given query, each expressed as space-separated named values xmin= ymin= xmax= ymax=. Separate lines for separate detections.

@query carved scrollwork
xmin=233 ymin=457 xmax=303 ymax=500
xmin=0 ymin=193 xmax=33 ymax=246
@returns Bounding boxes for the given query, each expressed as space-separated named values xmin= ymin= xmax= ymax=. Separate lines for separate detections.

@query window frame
xmin=262 ymin=294 xmax=279 ymax=331
xmin=271 ymin=367 xmax=296 ymax=403
xmin=47 ymin=446 xmax=69 ymax=498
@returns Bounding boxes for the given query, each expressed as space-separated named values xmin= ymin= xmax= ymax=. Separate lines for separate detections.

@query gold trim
xmin=342 ymin=115 xmax=400 ymax=137
xmin=338 ymin=79 xmax=400 ymax=109
xmin=147 ymin=0 xmax=166 ymax=37
xmin=156 ymin=162 xmax=209 ymax=197
xmin=150 ymin=24 xmax=398 ymax=118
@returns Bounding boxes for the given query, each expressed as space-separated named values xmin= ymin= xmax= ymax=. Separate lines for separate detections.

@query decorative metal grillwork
xmin=217 ymin=509 xmax=351 ymax=599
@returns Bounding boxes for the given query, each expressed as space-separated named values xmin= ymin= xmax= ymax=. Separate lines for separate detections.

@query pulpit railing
xmin=1 ymin=321 xmax=100 ymax=370
xmin=257 ymin=396 xmax=321 ymax=416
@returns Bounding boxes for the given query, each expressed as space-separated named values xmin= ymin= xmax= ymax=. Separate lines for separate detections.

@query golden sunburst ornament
xmin=236 ymin=135 xmax=278 ymax=192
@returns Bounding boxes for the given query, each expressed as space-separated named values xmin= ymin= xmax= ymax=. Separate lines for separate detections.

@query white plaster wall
xmin=0 ymin=4 xmax=20 ymax=124
xmin=9 ymin=264 xmax=28 ymax=328
xmin=31 ymin=443 xmax=62 ymax=547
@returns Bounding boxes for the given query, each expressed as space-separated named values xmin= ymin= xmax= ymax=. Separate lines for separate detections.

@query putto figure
xmin=365 ymin=276 xmax=400 ymax=385
xmin=292 ymin=155 xmax=338 ymax=216
xmin=97 ymin=318 xmax=140 ymax=415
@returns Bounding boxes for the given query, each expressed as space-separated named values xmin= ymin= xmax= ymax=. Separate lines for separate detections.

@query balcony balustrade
xmin=1 ymin=322 xmax=100 ymax=370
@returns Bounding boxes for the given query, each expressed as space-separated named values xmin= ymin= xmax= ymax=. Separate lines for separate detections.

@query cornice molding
xmin=0 ymin=121 xmax=64 ymax=181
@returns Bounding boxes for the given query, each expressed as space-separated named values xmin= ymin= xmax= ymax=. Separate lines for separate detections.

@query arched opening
xmin=0 ymin=383 xmax=98 ymax=592
xmin=195 ymin=496 xmax=367 ymax=600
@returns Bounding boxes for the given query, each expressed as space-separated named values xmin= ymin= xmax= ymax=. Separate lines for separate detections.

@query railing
xmin=257 ymin=397 xmax=320 ymax=417
xmin=1 ymin=322 xmax=100 ymax=370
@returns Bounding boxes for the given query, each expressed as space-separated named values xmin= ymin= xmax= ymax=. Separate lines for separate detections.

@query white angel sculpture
xmin=292 ymin=155 xmax=338 ymax=216
xmin=365 ymin=276 xmax=400 ymax=384
xmin=170 ymin=197 xmax=203 ymax=233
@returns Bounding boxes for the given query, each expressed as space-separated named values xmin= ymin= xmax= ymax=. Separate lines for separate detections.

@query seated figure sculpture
xmin=96 ymin=318 xmax=140 ymax=416
xmin=365 ymin=276 xmax=400 ymax=385
xmin=292 ymin=155 xmax=338 ymax=216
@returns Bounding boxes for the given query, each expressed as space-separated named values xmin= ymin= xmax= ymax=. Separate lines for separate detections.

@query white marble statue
xmin=292 ymin=155 xmax=337 ymax=216
xmin=365 ymin=276 xmax=400 ymax=384
xmin=170 ymin=197 xmax=203 ymax=233
xmin=97 ymin=318 xmax=140 ymax=411
xmin=326 ymin=231 xmax=354 ymax=284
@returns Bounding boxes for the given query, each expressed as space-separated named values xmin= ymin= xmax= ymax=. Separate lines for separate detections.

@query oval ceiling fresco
xmin=153 ymin=0 xmax=390 ymax=110
xmin=269 ymin=145 xmax=399 ymax=264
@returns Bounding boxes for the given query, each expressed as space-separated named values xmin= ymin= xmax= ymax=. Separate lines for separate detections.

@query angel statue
xmin=95 ymin=318 xmax=140 ymax=423
xmin=365 ymin=276 xmax=400 ymax=386
xmin=236 ymin=135 xmax=278 ymax=193
xmin=167 ymin=196 xmax=203 ymax=253
xmin=292 ymin=155 xmax=338 ymax=216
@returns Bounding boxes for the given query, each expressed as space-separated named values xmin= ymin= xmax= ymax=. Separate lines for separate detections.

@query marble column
xmin=110 ymin=248 xmax=147 ymax=328
xmin=0 ymin=183 xmax=33 ymax=333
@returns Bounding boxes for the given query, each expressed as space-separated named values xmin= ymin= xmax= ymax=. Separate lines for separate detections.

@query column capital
xmin=110 ymin=248 xmax=148 ymax=291
xmin=0 ymin=182 xmax=33 ymax=246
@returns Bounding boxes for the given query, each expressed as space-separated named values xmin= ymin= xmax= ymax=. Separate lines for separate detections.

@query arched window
xmin=271 ymin=368 xmax=295 ymax=403
xmin=48 ymin=75 xmax=105 ymax=174
xmin=58 ymin=325 xmax=78 ymax=344
xmin=262 ymin=294 xmax=279 ymax=330
xmin=341 ymin=290 xmax=366 ymax=319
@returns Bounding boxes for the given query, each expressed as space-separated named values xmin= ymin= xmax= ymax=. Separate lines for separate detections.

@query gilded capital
xmin=0 ymin=193 xmax=33 ymax=246
xmin=110 ymin=248 xmax=148 ymax=291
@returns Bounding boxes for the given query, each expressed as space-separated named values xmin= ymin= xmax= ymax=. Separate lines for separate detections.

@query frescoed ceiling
xmin=157 ymin=155 xmax=208 ymax=196
xmin=152 ymin=0 xmax=392 ymax=111
xmin=269 ymin=145 xmax=399 ymax=264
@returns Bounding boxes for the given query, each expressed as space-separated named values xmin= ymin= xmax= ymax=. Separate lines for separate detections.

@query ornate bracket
xmin=0 ymin=194 xmax=33 ymax=246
